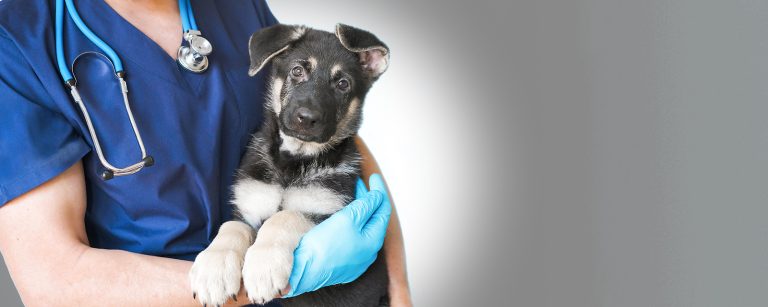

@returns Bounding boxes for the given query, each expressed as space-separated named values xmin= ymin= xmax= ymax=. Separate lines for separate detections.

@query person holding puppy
xmin=0 ymin=0 xmax=411 ymax=305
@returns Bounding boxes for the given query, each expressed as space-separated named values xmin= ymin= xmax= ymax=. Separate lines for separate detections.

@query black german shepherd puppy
xmin=189 ymin=24 xmax=390 ymax=307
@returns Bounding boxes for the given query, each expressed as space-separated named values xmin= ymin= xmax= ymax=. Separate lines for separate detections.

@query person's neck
xmin=104 ymin=0 xmax=177 ymax=11
xmin=103 ymin=0 xmax=183 ymax=59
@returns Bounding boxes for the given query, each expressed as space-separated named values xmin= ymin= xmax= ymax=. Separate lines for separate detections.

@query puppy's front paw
xmin=242 ymin=243 xmax=294 ymax=304
xmin=189 ymin=248 xmax=244 ymax=306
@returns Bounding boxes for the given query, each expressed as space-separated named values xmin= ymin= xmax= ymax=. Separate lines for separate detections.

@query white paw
xmin=189 ymin=248 xmax=244 ymax=306
xmin=242 ymin=243 xmax=294 ymax=305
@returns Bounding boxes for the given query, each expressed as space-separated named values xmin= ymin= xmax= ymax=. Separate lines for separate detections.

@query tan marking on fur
xmin=291 ymin=26 xmax=307 ymax=40
xmin=253 ymin=211 xmax=314 ymax=247
xmin=270 ymin=78 xmax=284 ymax=115
xmin=338 ymin=97 xmax=360 ymax=131
xmin=189 ymin=221 xmax=254 ymax=305
xmin=308 ymin=57 xmax=318 ymax=70
xmin=331 ymin=64 xmax=343 ymax=76
xmin=242 ymin=211 xmax=315 ymax=303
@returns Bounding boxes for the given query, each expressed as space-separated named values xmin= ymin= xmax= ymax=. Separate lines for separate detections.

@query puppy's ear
xmin=335 ymin=24 xmax=390 ymax=79
xmin=248 ymin=24 xmax=307 ymax=76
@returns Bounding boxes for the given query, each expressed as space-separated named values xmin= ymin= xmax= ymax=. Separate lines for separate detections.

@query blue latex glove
xmin=284 ymin=173 xmax=392 ymax=297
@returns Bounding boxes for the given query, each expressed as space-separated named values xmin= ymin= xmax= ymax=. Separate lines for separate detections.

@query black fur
xmin=234 ymin=24 xmax=390 ymax=307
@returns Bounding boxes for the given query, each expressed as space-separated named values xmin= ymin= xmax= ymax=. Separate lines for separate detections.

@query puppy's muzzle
xmin=284 ymin=105 xmax=327 ymax=141
xmin=293 ymin=106 xmax=322 ymax=131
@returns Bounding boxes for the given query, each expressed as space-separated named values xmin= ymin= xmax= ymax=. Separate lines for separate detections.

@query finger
xmin=342 ymin=190 xmax=384 ymax=229
xmin=276 ymin=285 xmax=291 ymax=299
xmin=361 ymin=194 xmax=391 ymax=240
xmin=355 ymin=177 xmax=368 ymax=199
xmin=342 ymin=174 xmax=383 ymax=228
xmin=367 ymin=173 xmax=389 ymax=199
xmin=290 ymin=264 xmax=331 ymax=297
xmin=285 ymin=245 xmax=310 ymax=298
xmin=343 ymin=174 xmax=386 ymax=226
xmin=361 ymin=173 xmax=392 ymax=237
xmin=338 ymin=253 xmax=378 ymax=284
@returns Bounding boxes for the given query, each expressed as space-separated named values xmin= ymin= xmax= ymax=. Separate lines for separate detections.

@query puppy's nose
xmin=294 ymin=107 xmax=321 ymax=130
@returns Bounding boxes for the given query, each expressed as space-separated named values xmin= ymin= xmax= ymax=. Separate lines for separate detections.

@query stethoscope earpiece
xmin=100 ymin=155 xmax=154 ymax=181
xmin=101 ymin=170 xmax=114 ymax=180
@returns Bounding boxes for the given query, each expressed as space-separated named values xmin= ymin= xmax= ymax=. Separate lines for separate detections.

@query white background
xmin=4 ymin=1 xmax=768 ymax=306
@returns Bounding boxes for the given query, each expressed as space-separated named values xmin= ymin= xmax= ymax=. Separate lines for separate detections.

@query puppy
xmin=189 ymin=24 xmax=390 ymax=307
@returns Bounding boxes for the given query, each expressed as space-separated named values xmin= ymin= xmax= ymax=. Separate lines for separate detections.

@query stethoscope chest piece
xmin=177 ymin=30 xmax=212 ymax=73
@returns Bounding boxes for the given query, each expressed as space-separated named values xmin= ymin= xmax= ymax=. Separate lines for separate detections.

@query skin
xmin=104 ymin=0 xmax=183 ymax=59
xmin=0 ymin=1 xmax=412 ymax=305
xmin=357 ymin=137 xmax=412 ymax=307
xmin=0 ymin=137 xmax=410 ymax=307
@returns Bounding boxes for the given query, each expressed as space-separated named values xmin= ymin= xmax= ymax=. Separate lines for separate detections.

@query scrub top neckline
xmin=76 ymin=0 xmax=209 ymax=93
xmin=98 ymin=2 xmax=186 ymax=62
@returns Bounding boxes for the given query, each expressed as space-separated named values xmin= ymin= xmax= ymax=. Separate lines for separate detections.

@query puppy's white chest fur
xmin=191 ymin=179 xmax=350 ymax=305
xmin=232 ymin=178 xmax=282 ymax=229
xmin=233 ymin=179 xmax=348 ymax=228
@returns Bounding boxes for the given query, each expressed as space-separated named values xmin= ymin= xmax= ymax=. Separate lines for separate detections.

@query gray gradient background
xmin=3 ymin=0 xmax=768 ymax=306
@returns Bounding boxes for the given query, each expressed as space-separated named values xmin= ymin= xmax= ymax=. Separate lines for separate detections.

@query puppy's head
xmin=248 ymin=24 xmax=389 ymax=156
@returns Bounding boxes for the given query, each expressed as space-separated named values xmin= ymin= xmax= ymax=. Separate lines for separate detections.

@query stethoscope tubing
xmin=54 ymin=0 xmax=70 ymax=81
xmin=53 ymin=0 xmax=204 ymax=179
xmin=60 ymin=0 xmax=124 ymax=76
xmin=56 ymin=0 xmax=199 ymax=79
xmin=179 ymin=0 xmax=198 ymax=33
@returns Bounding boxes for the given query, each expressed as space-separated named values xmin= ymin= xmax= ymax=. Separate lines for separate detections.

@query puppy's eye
xmin=291 ymin=66 xmax=304 ymax=78
xmin=337 ymin=79 xmax=350 ymax=91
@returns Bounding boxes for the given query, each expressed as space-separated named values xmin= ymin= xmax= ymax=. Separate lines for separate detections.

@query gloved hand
xmin=284 ymin=173 xmax=392 ymax=297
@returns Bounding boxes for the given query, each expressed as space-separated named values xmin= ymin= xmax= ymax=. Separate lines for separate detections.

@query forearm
xmin=11 ymin=239 xmax=252 ymax=307
xmin=0 ymin=162 xmax=247 ymax=306
xmin=356 ymin=136 xmax=412 ymax=306
xmin=59 ymin=246 xmax=197 ymax=306
xmin=383 ymin=205 xmax=411 ymax=306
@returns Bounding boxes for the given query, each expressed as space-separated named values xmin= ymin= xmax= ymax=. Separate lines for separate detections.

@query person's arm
xmin=356 ymin=136 xmax=412 ymax=306
xmin=0 ymin=162 xmax=248 ymax=307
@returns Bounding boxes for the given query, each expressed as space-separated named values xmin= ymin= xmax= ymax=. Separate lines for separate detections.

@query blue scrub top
xmin=0 ymin=0 xmax=277 ymax=261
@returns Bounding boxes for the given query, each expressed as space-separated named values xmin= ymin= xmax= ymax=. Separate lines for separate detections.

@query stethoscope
xmin=54 ymin=0 xmax=213 ymax=180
